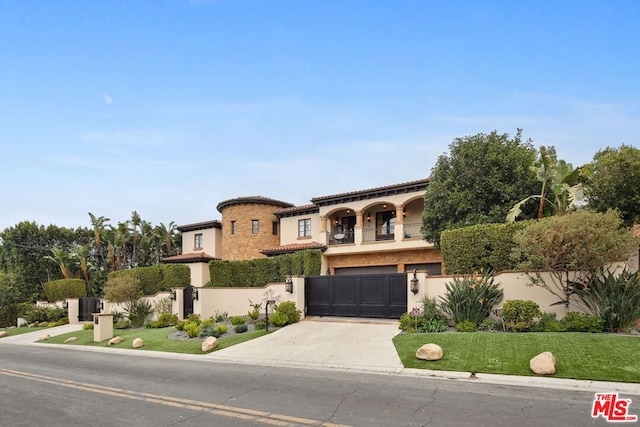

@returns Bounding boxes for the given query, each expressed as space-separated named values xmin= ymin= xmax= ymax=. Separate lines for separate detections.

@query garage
xmin=305 ymin=274 xmax=407 ymax=319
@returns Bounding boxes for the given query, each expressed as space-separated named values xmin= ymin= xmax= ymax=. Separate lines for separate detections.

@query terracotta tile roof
xmin=310 ymin=178 xmax=429 ymax=206
xmin=161 ymin=252 xmax=219 ymax=263
xmin=261 ymin=242 xmax=327 ymax=256
xmin=273 ymin=203 xmax=319 ymax=218
xmin=217 ymin=196 xmax=294 ymax=213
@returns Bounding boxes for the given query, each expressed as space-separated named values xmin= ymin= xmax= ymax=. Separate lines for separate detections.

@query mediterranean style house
xmin=162 ymin=179 xmax=442 ymax=288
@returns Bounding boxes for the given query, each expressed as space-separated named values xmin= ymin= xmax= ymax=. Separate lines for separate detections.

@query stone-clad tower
xmin=216 ymin=196 xmax=293 ymax=261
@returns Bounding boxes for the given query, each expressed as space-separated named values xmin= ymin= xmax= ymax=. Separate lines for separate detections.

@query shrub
xmin=55 ymin=318 xmax=69 ymax=326
xmin=234 ymin=324 xmax=248 ymax=333
xmin=25 ymin=307 xmax=68 ymax=324
xmin=214 ymin=323 xmax=228 ymax=334
xmin=399 ymin=311 xmax=421 ymax=333
xmin=501 ymin=300 xmax=542 ymax=332
xmin=560 ymin=312 xmax=604 ymax=333
xmin=154 ymin=313 xmax=179 ymax=328
xmin=115 ymin=319 xmax=131 ymax=329
xmin=184 ymin=321 xmax=201 ymax=338
xmin=248 ymin=309 xmax=260 ymax=321
xmin=175 ymin=320 xmax=187 ymax=331
xmin=187 ymin=313 xmax=201 ymax=324
xmin=571 ymin=270 xmax=640 ymax=332
xmin=44 ymin=278 xmax=86 ymax=302
xmin=254 ymin=321 xmax=266 ymax=330
xmin=418 ymin=319 xmax=448 ymax=333
xmin=455 ymin=320 xmax=478 ymax=332
xmin=268 ymin=312 xmax=289 ymax=327
xmin=478 ymin=318 xmax=500 ymax=332
xmin=214 ymin=311 xmax=228 ymax=322
xmin=274 ymin=301 xmax=301 ymax=326
xmin=230 ymin=315 xmax=247 ymax=326
xmin=82 ymin=323 xmax=93 ymax=330
xmin=400 ymin=297 xmax=449 ymax=333
xmin=531 ymin=312 xmax=562 ymax=332
xmin=126 ymin=300 xmax=154 ymax=328
xmin=440 ymin=271 xmax=504 ymax=325
xmin=199 ymin=325 xmax=221 ymax=338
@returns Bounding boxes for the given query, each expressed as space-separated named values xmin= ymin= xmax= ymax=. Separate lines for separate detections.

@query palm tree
xmin=71 ymin=245 xmax=92 ymax=295
xmin=44 ymin=247 xmax=71 ymax=279
xmin=88 ymin=212 xmax=110 ymax=266
xmin=130 ymin=211 xmax=141 ymax=267
xmin=507 ymin=146 xmax=584 ymax=222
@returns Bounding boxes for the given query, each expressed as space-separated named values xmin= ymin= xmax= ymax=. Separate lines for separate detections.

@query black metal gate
xmin=78 ymin=297 xmax=101 ymax=322
xmin=183 ymin=285 xmax=195 ymax=318
xmin=306 ymin=274 xmax=407 ymax=319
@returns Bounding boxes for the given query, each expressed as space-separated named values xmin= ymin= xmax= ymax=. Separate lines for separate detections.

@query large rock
xmin=530 ymin=351 xmax=556 ymax=375
xmin=416 ymin=343 xmax=444 ymax=361
xmin=38 ymin=334 xmax=51 ymax=342
xmin=108 ymin=336 xmax=123 ymax=346
xmin=201 ymin=336 xmax=218 ymax=352
xmin=0 ymin=331 xmax=7 ymax=338
xmin=64 ymin=337 xmax=77 ymax=344
xmin=132 ymin=337 xmax=144 ymax=349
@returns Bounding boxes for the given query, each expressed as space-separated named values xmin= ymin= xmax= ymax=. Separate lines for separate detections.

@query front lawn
xmin=0 ymin=326 xmax=48 ymax=337
xmin=393 ymin=332 xmax=640 ymax=383
xmin=45 ymin=327 xmax=270 ymax=355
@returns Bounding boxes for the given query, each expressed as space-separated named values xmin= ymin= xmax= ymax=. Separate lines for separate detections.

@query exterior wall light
xmin=366 ymin=212 xmax=371 ymax=222
xmin=62 ymin=301 xmax=68 ymax=309
xmin=192 ymin=288 xmax=199 ymax=301
xmin=410 ymin=269 xmax=419 ymax=295
xmin=285 ymin=276 xmax=293 ymax=293
xmin=169 ymin=289 xmax=177 ymax=301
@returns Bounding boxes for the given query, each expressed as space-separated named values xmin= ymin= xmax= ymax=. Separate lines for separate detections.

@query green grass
xmin=393 ymin=332 xmax=640 ymax=383
xmin=45 ymin=327 xmax=270 ymax=355
xmin=0 ymin=326 xmax=48 ymax=337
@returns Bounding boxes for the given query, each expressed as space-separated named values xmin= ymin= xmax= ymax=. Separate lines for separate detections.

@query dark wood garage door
xmin=306 ymin=274 xmax=407 ymax=319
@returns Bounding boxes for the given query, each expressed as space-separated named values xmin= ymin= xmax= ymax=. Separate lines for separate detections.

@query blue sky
xmin=1 ymin=0 xmax=638 ymax=232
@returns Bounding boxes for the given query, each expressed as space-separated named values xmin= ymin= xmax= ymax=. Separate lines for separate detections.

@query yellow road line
xmin=0 ymin=369 xmax=350 ymax=427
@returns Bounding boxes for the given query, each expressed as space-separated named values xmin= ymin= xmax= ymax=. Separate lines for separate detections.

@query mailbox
xmin=93 ymin=313 xmax=114 ymax=342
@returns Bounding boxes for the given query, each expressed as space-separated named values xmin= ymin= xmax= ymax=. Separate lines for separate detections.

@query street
xmin=0 ymin=345 xmax=623 ymax=426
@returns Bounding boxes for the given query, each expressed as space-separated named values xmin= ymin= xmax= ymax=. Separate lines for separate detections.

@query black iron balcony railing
xmin=328 ymin=229 xmax=355 ymax=245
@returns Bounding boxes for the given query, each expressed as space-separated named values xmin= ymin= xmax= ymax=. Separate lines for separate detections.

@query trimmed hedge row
xmin=107 ymin=264 xmax=190 ymax=295
xmin=44 ymin=278 xmax=87 ymax=302
xmin=207 ymin=250 xmax=322 ymax=287
xmin=440 ymin=221 xmax=532 ymax=274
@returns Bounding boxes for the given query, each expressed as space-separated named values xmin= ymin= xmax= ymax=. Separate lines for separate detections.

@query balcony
xmin=328 ymin=229 xmax=355 ymax=245
xmin=362 ymin=226 xmax=395 ymax=243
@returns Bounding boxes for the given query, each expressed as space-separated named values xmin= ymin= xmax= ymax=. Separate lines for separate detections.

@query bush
xmin=230 ymin=315 xmax=247 ymax=326
xmin=187 ymin=313 xmax=201 ymax=324
xmin=184 ymin=321 xmax=201 ymax=338
xmin=571 ymin=270 xmax=640 ymax=332
xmin=25 ymin=306 xmax=68 ymax=324
xmin=531 ymin=312 xmax=562 ymax=332
xmin=248 ymin=309 xmax=260 ymax=321
xmin=501 ymin=300 xmax=542 ymax=332
xmin=175 ymin=320 xmax=186 ymax=331
xmin=214 ymin=311 xmax=228 ymax=322
xmin=418 ymin=319 xmax=449 ymax=333
xmin=115 ymin=319 xmax=131 ymax=329
xmin=440 ymin=222 xmax=531 ymax=274
xmin=82 ymin=323 xmax=93 ymax=330
xmin=560 ymin=312 xmax=604 ymax=333
xmin=400 ymin=297 xmax=449 ymax=333
xmin=254 ymin=321 xmax=266 ymax=330
xmin=268 ymin=312 xmax=289 ymax=327
xmin=234 ymin=324 xmax=248 ymax=333
xmin=214 ymin=323 xmax=228 ymax=334
xmin=44 ymin=278 xmax=86 ymax=302
xmin=274 ymin=301 xmax=301 ymax=326
xmin=455 ymin=320 xmax=478 ymax=332
xmin=55 ymin=317 xmax=69 ymax=326
xmin=154 ymin=313 xmax=179 ymax=328
xmin=478 ymin=318 xmax=500 ymax=332
xmin=440 ymin=271 xmax=504 ymax=325
xmin=199 ymin=325 xmax=221 ymax=338
xmin=126 ymin=300 xmax=154 ymax=328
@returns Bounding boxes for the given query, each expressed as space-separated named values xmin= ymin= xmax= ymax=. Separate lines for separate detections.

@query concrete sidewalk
xmin=2 ymin=319 xmax=639 ymax=397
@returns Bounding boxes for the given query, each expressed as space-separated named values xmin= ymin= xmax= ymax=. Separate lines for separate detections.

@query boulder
xmin=64 ymin=337 xmax=77 ymax=344
xmin=38 ymin=334 xmax=51 ymax=341
xmin=201 ymin=336 xmax=218 ymax=352
xmin=416 ymin=343 xmax=444 ymax=361
xmin=108 ymin=336 xmax=123 ymax=346
xmin=530 ymin=351 xmax=556 ymax=375
xmin=0 ymin=331 xmax=7 ymax=338
xmin=132 ymin=337 xmax=144 ymax=348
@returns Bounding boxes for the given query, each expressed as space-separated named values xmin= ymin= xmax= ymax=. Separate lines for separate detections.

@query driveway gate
xmin=78 ymin=297 xmax=101 ymax=322
xmin=306 ymin=274 xmax=407 ymax=319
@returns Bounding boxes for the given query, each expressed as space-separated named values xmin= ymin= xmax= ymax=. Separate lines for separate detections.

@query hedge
xmin=44 ymin=278 xmax=87 ymax=302
xmin=207 ymin=250 xmax=322 ymax=287
xmin=107 ymin=264 xmax=190 ymax=295
xmin=440 ymin=221 xmax=531 ymax=274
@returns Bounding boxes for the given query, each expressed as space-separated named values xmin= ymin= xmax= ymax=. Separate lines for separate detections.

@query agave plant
xmin=440 ymin=271 xmax=504 ymax=325
xmin=570 ymin=270 xmax=640 ymax=332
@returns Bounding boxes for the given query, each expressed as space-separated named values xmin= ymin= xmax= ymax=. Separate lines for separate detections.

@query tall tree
xmin=421 ymin=129 xmax=538 ymax=245
xmin=584 ymin=144 xmax=640 ymax=226
xmin=88 ymin=212 xmax=110 ymax=265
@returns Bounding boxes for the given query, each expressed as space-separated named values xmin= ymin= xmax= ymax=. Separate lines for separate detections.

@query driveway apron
xmin=207 ymin=317 xmax=404 ymax=374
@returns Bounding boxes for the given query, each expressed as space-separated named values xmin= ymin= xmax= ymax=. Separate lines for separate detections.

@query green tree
xmin=421 ymin=129 xmax=538 ymax=245
xmin=514 ymin=210 xmax=638 ymax=310
xmin=507 ymin=146 xmax=584 ymax=222
xmin=584 ymin=144 xmax=640 ymax=226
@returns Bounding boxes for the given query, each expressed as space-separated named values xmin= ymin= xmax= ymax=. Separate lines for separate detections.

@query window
xmin=298 ymin=218 xmax=311 ymax=237
xmin=194 ymin=233 xmax=203 ymax=249
xmin=231 ymin=221 xmax=237 ymax=235
xmin=252 ymin=220 xmax=259 ymax=234
xmin=272 ymin=221 xmax=279 ymax=236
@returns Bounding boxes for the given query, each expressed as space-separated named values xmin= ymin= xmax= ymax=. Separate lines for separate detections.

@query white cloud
xmin=103 ymin=94 xmax=113 ymax=105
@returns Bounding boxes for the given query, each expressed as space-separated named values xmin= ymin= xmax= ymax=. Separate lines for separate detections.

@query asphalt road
xmin=0 ymin=345 xmax=622 ymax=427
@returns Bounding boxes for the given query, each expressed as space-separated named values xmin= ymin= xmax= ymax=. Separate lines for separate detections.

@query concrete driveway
xmin=207 ymin=317 xmax=404 ymax=373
